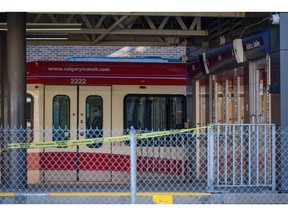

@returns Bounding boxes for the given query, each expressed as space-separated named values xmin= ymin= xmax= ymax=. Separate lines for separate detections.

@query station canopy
xmin=0 ymin=12 xmax=271 ymax=48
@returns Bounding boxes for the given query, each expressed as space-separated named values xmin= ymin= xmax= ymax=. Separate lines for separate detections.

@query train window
xmin=85 ymin=96 xmax=103 ymax=148
xmin=27 ymin=94 xmax=34 ymax=142
xmin=124 ymin=94 xmax=186 ymax=130
xmin=52 ymin=95 xmax=70 ymax=141
xmin=26 ymin=94 xmax=34 ymax=129
xmin=124 ymin=94 xmax=186 ymax=147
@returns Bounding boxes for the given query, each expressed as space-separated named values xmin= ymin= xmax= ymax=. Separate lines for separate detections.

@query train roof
xmin=66 ymin=56 xmax=182 ymax=63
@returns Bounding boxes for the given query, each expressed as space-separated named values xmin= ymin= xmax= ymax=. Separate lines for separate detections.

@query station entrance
xmin=195 ymin=56 xmax=270 ymax=126
xmin=191 ymin=55 xmax=272 ymax=183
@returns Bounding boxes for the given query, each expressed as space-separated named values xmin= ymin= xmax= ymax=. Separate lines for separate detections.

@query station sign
xmin=186 ymin=56 xmax=205 ymax=80
xmin=202 ymin=43 xmax=238 ymax=75
xmin=241 ymin=28 xmax=270 ymax=61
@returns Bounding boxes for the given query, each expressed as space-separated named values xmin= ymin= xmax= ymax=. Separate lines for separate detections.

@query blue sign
xmin=202 ymin=43 xmax=237 ymax=74
xmin=186 ymin=56 xmax=204 ymax=79
xmin=242 ymin=28 xmax=270 ymax=61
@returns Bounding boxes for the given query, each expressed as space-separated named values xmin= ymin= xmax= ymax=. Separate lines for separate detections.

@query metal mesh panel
xmin=207 ymin=124 xmax=276 ymax=193
xmin=1 ymin=125 xmax=288 ymax=204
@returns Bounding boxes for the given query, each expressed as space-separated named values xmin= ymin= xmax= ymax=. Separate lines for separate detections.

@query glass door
xmin=43 ymin=85 xmax=78 ymax=182
xmin=213 ymin=67 xmax=245 ymax=125
xmin=78 ymin=86 xmax=112 ymax=182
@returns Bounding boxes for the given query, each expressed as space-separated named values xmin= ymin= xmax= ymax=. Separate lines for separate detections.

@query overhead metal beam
xmin=159 ymin=16 xmax=170 ymax=30
xmin=27 ymin=39 xmax=188 ymax=46
xmin=1 ymin=12 xmax=267 ymax=47
xmin=0 ymin=22 xmax=83 ymax=30
xmin=95 ymin=15 xmax=106 ymax=28
xmin=26 ymin=28 xmax=208 ymax=36
xmin=190 ymin=17 xmax=201 ymax=30
xmin=176 ymin=16 xmax=188 ymax=30
xmin=81 ymin=15 xmax=93 ymax=28
xmin=144 ymin=16 xmax=156 ymax=29
xmin=93 ymin=14 xmax=130 ymax=44
xmin=57 ymin=12 xmax=246 ymax=17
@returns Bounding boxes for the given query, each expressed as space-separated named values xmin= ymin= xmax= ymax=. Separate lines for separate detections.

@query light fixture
xmin=0 ymin=23 xmax=82 ymax=31
xmin=270 ymin=14 xmax=280 ymax=25
xmin=26 ymin=34 xmax=68 ymax=40
xmin=218 ymin=35 xmax=226 ymax=45
xmin=26 ymin=23 xmax=82 ymax=31
xmin=26 ymin=37 xmax=68 ymax=40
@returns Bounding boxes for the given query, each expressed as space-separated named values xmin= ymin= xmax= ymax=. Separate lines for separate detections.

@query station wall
xmin=26 ymin=45 xmax=187 ymax=61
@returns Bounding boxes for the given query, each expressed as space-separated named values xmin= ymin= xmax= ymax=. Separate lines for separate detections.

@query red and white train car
xmin=26 ymin=58 xmax=187 ymax=183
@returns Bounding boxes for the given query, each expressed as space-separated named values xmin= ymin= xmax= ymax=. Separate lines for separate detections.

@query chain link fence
xmin=1 ymin=124 xmax=288 ymax=204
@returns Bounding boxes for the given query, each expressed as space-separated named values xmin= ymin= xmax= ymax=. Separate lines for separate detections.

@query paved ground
xmin=1 ymin=193 xmax=288 ymax=204
xmin=0 ymin=180 xmax=283 ymax=204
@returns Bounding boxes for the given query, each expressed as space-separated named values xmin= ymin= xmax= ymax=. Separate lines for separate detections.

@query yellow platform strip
xmin=49 ymin=192 xmax=211 ymax=197
xmin=49 ymin=192 xmax=131 ymax=197
xmin=0 ymin=192 xmax=211 ymax=197
xmin=0 ymin=193 xmax=15 ymax=197
xmin=137 ymin=192 xmax=211 ymax=197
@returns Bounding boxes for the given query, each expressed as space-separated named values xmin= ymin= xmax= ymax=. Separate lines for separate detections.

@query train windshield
xmin=124 ymin=94 xmax=186 ymax=131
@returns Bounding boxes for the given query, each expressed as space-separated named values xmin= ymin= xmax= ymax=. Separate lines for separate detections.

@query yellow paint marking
xmin=49 ymin=192 xmax=131 ymax=197
xmin=0 ymin=191 xmax=211 ymax=197
xmin=0 ymin=193 xmax=15 ymax=197
xmin=137 ymin=192 xmax=211 ymax=197
xmin=153 ymin=195 xmax=173 ymax=204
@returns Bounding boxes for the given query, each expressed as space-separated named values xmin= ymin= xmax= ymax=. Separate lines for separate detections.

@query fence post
xmin=207 ymin=125 xmax=214 ymax=192
xmin=130 ymin=126 xmax=137 ymax=204
xmin=272 ymin=125 xmax=276 ymax=191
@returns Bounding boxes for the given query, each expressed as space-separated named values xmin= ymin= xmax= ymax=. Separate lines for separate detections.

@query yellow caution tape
xmin=6 ymin=126 xmax=212 ymax=149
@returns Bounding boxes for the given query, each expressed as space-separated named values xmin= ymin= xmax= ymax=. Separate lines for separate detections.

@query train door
xmin=43 ymin=85 xmax=77 ymax=182
xmin=43 ymin=85 xmax=112 ymax=182
xmin=78 ymin=86 xmax=112 ymax=182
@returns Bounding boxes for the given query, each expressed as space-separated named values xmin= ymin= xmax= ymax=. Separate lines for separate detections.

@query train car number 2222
xmin=70 ymin=78 xmax=87 ymax=84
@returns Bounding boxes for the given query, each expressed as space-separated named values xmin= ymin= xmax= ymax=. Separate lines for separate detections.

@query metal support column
xmin=278 ymin=13 xmax=288 ymax=192
xmin=1 ymin=29 xmax=10 ymax=188
xmin=0 ymin=30 xmax=8 ymax=128
xmin=186 ymin=79 xmax=197 ymax=183
xmin=7 ymin=12 xmax=27 ymax=190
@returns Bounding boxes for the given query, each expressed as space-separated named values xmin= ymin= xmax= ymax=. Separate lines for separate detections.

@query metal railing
xmin=207 ymin=124 xmax=276 ymax=192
